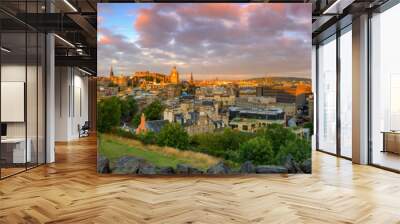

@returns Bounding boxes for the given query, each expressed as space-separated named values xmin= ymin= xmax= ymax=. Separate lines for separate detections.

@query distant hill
xmin=247 ymin=76 xmax=311 ymax=82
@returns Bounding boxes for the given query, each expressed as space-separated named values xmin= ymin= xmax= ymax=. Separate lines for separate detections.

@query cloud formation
xmin=98 ymin=3 xmax=311 ymax=79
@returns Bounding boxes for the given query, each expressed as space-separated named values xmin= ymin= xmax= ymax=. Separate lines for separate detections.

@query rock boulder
xmin=176 ymin=164 xmax=203 ymax=175
xmin=283 ymin=155 xmax=303 ymax=173
xmin=240 ymin=161 xmax=256 ymax=174
xmin=158 ymin=166 xmax=175 ymax=175
xmin=112 ymin=156 xmax=148 ymax=174
xmin=300 ymin=159 xmax=312 ymax=174
xmin=138 ymin=165 xmax=157 ymax=175
xmin=97 ymin=156 xmax=111 ymax=174
xmin=256 ymin=165 xmax=288 ymax=174
xmin=207 ymin=162 xmax=231 ymax=175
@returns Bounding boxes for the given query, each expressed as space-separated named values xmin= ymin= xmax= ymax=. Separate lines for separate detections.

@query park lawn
xmin=99 ymin=134 xmax=221 ymax=170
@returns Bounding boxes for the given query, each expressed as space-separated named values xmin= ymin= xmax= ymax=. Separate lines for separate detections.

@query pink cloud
xmin=98 ymin=35 xmax=112 ymax=45
xmin=134 ymin=7 xmax=178 ymax=48
xmin=177 ymin=3 xmax=241 ymax=21
xmin=269 ymin=4 xmax=286 ymax=13
xmin=98 ymin=3 xmax=311 ymax=78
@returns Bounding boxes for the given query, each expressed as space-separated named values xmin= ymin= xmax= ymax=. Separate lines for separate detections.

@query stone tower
xmin=169 ymin=66 xmax=179 ymax=84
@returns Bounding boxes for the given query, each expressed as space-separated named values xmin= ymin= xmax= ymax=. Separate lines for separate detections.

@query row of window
xmin=315 ymin=2 xmax=400 ymax=171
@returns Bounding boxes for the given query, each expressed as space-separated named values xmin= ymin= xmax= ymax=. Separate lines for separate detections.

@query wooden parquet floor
xmin=1 ymin=135 xmax=400 ymax=224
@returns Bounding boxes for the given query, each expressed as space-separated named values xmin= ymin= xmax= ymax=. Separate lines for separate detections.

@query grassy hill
xmin=99 ymin=134 xmax=221 ymax=170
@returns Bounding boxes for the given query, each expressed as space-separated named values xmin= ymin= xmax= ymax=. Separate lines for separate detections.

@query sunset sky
xmin=98 ymin=3 xmax=311 ymax=80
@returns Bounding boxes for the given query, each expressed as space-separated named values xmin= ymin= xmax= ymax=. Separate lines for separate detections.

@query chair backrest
xmin=80 ymin=121 xmax=90 ymax=130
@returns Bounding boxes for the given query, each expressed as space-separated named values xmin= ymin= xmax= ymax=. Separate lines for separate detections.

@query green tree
xmin=132 ymin=100 xmax=165 ymax=127
xmin=97 ymin=97 xmax=121 ymax=133
xmin=107 ymin=82 xmax=118 ymax=87
xmin=120 ymin=95 xmax=138 ymax=123
xmin=257 ymin=123 xmax=297 ymax=154
xmin=239 ymin=137 xmax=275 ymax=165
xmin=189 ymin=128 xmax=254 ymax=161
xmin=144 ymin=100 xmax=164 ymax=120
xmin=303 ymin=122 xmax=314 ymax=135
xmin=157 ymin=123 xmax=189 ymax=149
xmin=137 ymin=131 xmax=157 ymax=145
xmin=131 ymin=115 xmax=141 ymax=128
xmin=275 ymin=137 xmax=311 ymax=164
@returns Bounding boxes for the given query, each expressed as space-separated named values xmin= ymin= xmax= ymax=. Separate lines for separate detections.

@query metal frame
xmin=336 ymin=25 xmax=341 ymax=158
xmin=367 ymin=10 xmax=373 ymax=166
xmin=315 ymin=44 xmax=319 ymax=152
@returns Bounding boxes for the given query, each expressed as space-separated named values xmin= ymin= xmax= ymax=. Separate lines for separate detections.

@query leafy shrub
xmin=132 ymin=100 xmax=165 ymax=127
xmin=120 ymin=95 xmax=138 ymax=123
xmin=110 ymin=127 xmax=136 ymax=139
xmin=275 ymin=137 xmax=311 ymax=164
xmin=257 ymin=123 xmax=297 ymax=154
xmin=190 ymin=128 xmax=255 ymax=161
xmin=303 ymin=122 xmax=314 ymax=135
xmin=190 ymin=124 xmax=311 ymax=165
xmin=239 ymin=137 xmax=275 ymax=165
xmin=157 ymin=123 xmax=189 ymax=149
xmin=137 ymin=131 xmax=158 ymax=145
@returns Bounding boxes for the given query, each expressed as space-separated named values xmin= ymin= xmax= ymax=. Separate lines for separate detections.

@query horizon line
xmin=99 ymin=73 xmax=311 ymax=80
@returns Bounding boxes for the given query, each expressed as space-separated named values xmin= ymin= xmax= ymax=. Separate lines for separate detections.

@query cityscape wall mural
xmin=97 ymin=3 xmax=313 ymax=175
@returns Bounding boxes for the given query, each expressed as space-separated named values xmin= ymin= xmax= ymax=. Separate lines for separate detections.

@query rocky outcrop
xmin=97 ymin=156 xmax=111 ymax=174
xmin=240 ymin=161 xmax=256 ymax=174
xmin=138 ymin=165 xmax=157 ymax=175
xmin=108 ymin=155 xmax=308 ymax=175
xmin=300 ymin=159 xmax=312 ymax=174
xmin=283 ymin=155 xmax=303 ymax=174
xmin=256 ymin=165 xmax=288 ymax=174
xmin=158 ymin=166 xmax=175 ymax=175
xmin=176 ymin=164 xmax=203 ymax=175
xmin=207 ymin=162 xmax=231 ymax=175
xmin=112 ymin=156 xmax=148 ymax=174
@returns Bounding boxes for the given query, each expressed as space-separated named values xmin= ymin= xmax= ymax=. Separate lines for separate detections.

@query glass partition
xmin=27 ymin=31 xmax=38 ymax=169
xmin=317 ymin=35 xmax=337 ymax=154
xmin=38 ymin=32 xmax=45 ymax=165
xmin=339 ymin=27 xmax=352 ymax=158
xmin=0 ymin=1 xmax=46 ymax=179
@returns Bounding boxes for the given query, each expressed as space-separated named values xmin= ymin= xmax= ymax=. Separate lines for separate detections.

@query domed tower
xmin=169 ymin=66 xmax=179 ymax=84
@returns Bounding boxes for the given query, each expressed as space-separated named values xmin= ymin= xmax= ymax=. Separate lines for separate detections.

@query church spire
xmin=189 ymin=72 xmax=194 ymax=84
xmin=136 ymin=113 xmax=147 ymax=134
xmin=109 ymin=64 xmax=114 ymax=77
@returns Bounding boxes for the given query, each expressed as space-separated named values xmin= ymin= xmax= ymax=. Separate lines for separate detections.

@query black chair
xmin=79 ymin=121 xmax=90 ymax=138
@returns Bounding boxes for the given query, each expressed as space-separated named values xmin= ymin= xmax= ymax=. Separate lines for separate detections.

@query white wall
xmin=1 ymin=63 xmax=46 ymax=164
xmin=55 ymin=67 xmax=89 ymax=141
